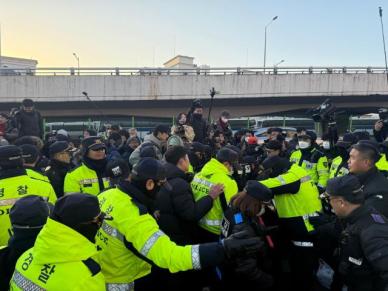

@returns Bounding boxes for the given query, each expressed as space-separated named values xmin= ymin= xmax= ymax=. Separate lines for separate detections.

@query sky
xmin=0 ymin=0 xmax=387 ymax=68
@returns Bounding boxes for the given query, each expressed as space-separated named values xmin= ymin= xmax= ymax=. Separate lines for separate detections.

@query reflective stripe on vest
xmin=276 ymin=176 xmax=287 ymax=185
xmin=199 ymin=218 xmax=222 ymax=227
xmin=302 ymin=212 xmax=319 ymax=221
xmin=292 ymin=240 xmax=314 ymax=248
xmin=0 ymin=196 xmax=48 ymax=207
xmin=80 ymin=177 xmax=110 ymax=185
xmin=0 ymin=198 xmax=19 ymax=206
xmin=101 ymin=221 xmax=125 ymax=242
xmin=106 ymin=282 xmax=135 ymax=291
xmin=191 ymin=245 xmax=201 ymax=270
xmin=140 ymin=230 xmax=165 ymax=257
xmin=192 ymin=177 xmax=214 ymax=188
xmin=277 ymin=175 xmax=310 ymax=185
xmin=12 ymin=270 xmax=46 ymax=291
xmin=300 ymin=175 xmax=311 ymax=183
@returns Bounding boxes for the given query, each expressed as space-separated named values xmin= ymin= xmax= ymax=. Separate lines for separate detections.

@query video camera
xmin=311 ymin=99 xmax=338 ymax=147
xmin=378 ymin=108 xmax=388 ymax=125
xmin=311 ymin=99 xmax=337 ymax=122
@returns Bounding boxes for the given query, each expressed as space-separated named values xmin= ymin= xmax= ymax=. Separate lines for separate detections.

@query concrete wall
xmin=0 ymin=73 xmax=387 ymax=103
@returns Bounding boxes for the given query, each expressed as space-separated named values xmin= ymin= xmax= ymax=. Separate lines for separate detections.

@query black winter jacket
xmin=155 ymin=163 xmax=213 ymax=245
xmin=355 ymin=167 xmax=388 ymax=217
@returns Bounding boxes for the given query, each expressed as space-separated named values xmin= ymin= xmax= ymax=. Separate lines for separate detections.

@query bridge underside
xmin=1 ymin=94 xmax=387 ymax=118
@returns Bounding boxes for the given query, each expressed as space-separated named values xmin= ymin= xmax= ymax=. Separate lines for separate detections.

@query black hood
xmin=119 ymin=180 xmax=155 ymax=213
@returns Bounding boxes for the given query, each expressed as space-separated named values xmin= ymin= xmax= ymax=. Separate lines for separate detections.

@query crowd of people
xmin=1 ymin=98 xmax=388 ymax=291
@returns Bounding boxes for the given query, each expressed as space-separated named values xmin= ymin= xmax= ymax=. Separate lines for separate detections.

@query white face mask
xmin=322 ymin=141 xmax=330 ymax=150
xmin=221 ymin=117 xmax=228 ymax=123
xmin=298 ymin=141 xmax=310 ymax=149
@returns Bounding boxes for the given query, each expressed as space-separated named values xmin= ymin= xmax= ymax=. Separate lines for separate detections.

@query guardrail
xmin=0 ymin=66 xmax=387 ymax=76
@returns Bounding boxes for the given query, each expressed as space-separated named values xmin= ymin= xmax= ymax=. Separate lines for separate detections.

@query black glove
xmin=222 ymin=230 xmax=264 ymax=259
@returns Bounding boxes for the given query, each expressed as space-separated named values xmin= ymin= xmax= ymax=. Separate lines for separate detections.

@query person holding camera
xmin=374 ymin=108 xmax=388 ymax=142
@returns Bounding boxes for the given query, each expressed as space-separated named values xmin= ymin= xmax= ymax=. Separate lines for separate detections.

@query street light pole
xmin=73 ymin=52 xmax=80 ymax=75
xmin=379 ymin=7 xmax=388 ymax=83
xmin=274 ymin=59 xmax=285 ymax=67
xmin=263 ymin=16 xmax=278 ymax=73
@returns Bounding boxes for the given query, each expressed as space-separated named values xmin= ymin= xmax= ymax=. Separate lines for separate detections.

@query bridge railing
xmin=0 ymin=66 xmax=387 ymax=76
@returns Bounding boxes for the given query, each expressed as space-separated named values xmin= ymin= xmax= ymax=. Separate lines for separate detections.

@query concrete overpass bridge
xmin=1 ymin=66 xmax=388 ymax=119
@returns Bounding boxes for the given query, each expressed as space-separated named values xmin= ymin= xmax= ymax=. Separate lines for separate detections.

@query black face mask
xmin=185 ymin=172 xmax=194 ymax=183
xmin=337 ymin=147 xmax=350 ymax=160
xmin=74 ymin=223 xmax=100 ymax=243
xmin=132 ymin=179 xmax=161 ymax=200
xmin=193 ymin=113 xmax=202 ymax=120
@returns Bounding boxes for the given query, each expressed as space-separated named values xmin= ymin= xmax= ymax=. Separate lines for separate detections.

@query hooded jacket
xmin=128 ymin=134 xmax=164 ymax=167
xmin=10 ymin=218 xmax=105 ymax=290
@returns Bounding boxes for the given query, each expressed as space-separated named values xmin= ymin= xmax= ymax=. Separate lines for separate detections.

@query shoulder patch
xmin=371 ymin=213 xmax=386 ymax=224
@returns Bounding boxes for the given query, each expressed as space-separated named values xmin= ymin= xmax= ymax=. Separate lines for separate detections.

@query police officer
xmin=45 ymin=141 xmax=75 ymax=198
xmin=0 ymin=145 xmax=57 ymax=246
xmin=96 ymin=157 xmax=262 ymax=291
xmin=191 ymin=148 xmax=239 ymax=242
xmin=290 ymin=131 xmax=329 ymax=191
xmin=325 ymin=175 xmax=388 ymax=291
xmin=19 ymin=144 xmax=50 ymax=182
xmin=10 ymin=194 xmax=107 ymax=290
xmin=64 ymin=136 xmax=110 ymax=195
xmin=329 ymin=133 xmax=357 ymax=179
xmin=348 ymin=141 xmax=388 ymax=217
xmin=247 ymin=155 xmax=322 ymax=291
xmin=0 ymin=195 xmax=51 ymax=290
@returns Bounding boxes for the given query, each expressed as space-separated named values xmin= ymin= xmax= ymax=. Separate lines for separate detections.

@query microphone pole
xmin=207 ymin=87 xmax=217 ymax=124
xmin=82 ymin=91 xmax=107 ymax=131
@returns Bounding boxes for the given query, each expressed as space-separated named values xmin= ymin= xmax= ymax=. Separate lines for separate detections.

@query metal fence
xmin=0 ymin=66 xmax=388 ymax=76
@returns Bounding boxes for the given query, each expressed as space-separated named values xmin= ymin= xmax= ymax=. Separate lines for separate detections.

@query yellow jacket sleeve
xmin=119 ymin=210 xmax=198 ymax=273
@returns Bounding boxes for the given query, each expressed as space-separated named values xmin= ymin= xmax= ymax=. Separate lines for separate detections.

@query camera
xmin=378 ymin=108 xmax=388 ymax=125
xmin=311 ymin=99 xmax=336 ymax=122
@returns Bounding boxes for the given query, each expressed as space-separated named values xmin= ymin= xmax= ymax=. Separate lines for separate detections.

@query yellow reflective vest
xmin=191 ymin=158 xmax=238 ymax=235
xmin=376 ymin=154 xmax=388 ymax=175
xmin=259 ymin=164 xmax=322 ymax=232
xmin=96 ymin=185 xmax=200 ymax=288
xmin=0 ymin=170 xmax=57 ymax=246
xmin=290 ymin=148 xmax=329 ymax=188
xmin=10 ymin=218 xmax=105 ymax=291
xmin=64 ymin=163 xmax=109 ymax=196
xmin=329 ymin=156 xmax=349 ymax=179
